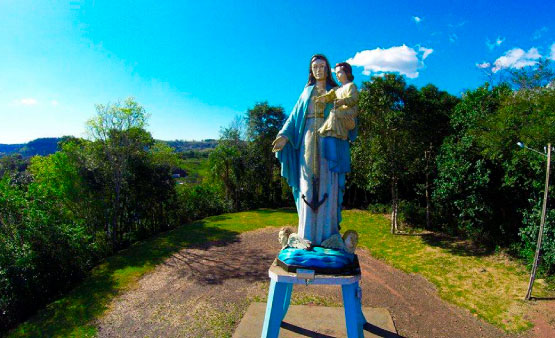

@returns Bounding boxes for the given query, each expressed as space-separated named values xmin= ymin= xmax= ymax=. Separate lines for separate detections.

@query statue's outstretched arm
xmin=315 ymin=88 xmax=337 ymax=103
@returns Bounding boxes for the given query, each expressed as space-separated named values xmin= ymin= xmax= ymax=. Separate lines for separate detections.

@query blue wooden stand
xmin=261 ymin=260 xmax=366 ymax=338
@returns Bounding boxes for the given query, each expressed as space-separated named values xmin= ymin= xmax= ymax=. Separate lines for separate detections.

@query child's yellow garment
xmin=317 ymin=82 xmax=358 ymax=140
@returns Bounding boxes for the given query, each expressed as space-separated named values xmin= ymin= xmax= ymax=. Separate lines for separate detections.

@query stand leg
xmin=261 ymin=279 xmax=289 ymax=338
xmin=356 ymin=285 xmax=367 ymax=325
xmin=342 ymin=282 xmax=364 ymax=338
xmin=282 ymin=283 xmax=293 ymax=320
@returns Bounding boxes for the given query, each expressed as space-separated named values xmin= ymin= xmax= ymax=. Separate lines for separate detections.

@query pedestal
xmin=261 ymin=259 xmax=366 ymax=338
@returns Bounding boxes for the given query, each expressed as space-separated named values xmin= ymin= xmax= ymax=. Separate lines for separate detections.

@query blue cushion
xmin=278 ymin=247 xmax=354 ymax=269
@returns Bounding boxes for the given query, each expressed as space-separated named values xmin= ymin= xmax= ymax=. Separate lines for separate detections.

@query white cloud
xmin=18 ymin=98 xmax=38 ymax=105
xmin=448 ymin=21 xmax=467 ymax=29
xmin=449 ymin=33 xmax=458 ymax=43
xmin=413 ymin=16 xmax=422 ymax=24
xmin=533 ymin=27 xmax=548 ymax=40
xmin=486 ymin=36 xmax=505 ymax=50
xmin=476 ymin=62 xmax=491 ymax=69
xmin=492 ymin=47 xmax=542 ymax=73
xmin=550 ymin=43 xmax=555 ymax=60
xmin=51 ymin=100 xmax=59 ymax=106
xmin=418 ymin=46 xmax=433 ymax=60
xmin=347 ymin=45 xmax=433 ymax=79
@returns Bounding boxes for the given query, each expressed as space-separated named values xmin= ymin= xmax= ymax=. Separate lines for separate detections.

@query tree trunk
xmin=364 ymin=189 xmax=368 ymax=206
xmin=390 ymin=134 xmax=399 ymax=234
xmin=391 ymin=176 xmax=398 ymax=234
xmin=425 ymin=144 xmax=432 ymax=229
xmin=425 ymin=172 xmax=430 ymax=228
xmin=394 ymin=178 xmax=399 ymax=233
xmin=111 ymin=183 xmax=119 ymax=250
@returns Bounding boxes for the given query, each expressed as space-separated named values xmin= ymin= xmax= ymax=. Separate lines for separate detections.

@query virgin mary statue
xmin=272 ymin=54 xmax=357 ymax=246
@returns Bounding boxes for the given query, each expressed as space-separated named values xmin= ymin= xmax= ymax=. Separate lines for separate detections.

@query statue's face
xmin=335 ymin=66 xmax=348 ymax=84
xmin=311 ymin=59 xmax=327 ymax=81
xmin=345 ymin=235 xmax=352 ymax=248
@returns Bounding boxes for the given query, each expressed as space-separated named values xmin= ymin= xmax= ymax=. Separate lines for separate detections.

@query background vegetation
xmin=0 ymin=98 xmax=227 ymax=331
xmin=348 ymin=62 xmax=554 ymax=278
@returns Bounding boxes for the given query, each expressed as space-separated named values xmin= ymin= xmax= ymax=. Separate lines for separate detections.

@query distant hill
xmin=164 ymin=139 xmax=218 ymax=152
xmin=0 ymin=138 xmax=218 ymax=157
xmin=0 ymin=138 xmax=61 ymax=157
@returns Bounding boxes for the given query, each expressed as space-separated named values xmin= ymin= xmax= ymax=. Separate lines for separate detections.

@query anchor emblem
xmin=302 ymin=177 xmax=328 ymax=212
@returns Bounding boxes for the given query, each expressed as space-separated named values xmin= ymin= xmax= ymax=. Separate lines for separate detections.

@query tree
xmin=411 ymin=85 xmax=459 ymax=228
xmin=0 ymin=153 xmax=100 ymax=331
xmin=208 ymin=118 xmax=247 ymax=210
xmin=508 ymin=58 xmax=554 ymax=90
xmin=245 ymin=102 xmax=287 ymax=206
xmin=352 ymin=75 xmax=458 ymax=232
xmin=0 ymin=154 xmax=30 ymax=186
xmin=86 ymin=97 xmax=153 ymax=249
xmin=433 ymin=84 xmax=512 ymax=240
xmin=478 ymin=85 xmax=555 ymax=269
xmin=354 ymin=74 xmax=419 ymax=233
xmin=246 ymin=102 xmax=286 ymax=141
xmin=477 ymin=58 xmax=555 ymax=91
xmin=208 ymin=103 xmax=288 ymax=211
xmin=150 ymin=141 xmax=181 ymax=169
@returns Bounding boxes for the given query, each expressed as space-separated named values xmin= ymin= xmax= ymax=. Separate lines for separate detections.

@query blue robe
xmin=276 ymin=84 xmax=357 ymax=237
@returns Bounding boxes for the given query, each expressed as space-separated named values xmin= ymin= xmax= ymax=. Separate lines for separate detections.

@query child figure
xmin=316 ymin=62 xmax=358 ymax=140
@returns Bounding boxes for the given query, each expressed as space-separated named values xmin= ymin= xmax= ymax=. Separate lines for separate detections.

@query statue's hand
xmin=314 ymin=95 xmax=326 ymax=104
xmin=344 ymin=115 xmax=356 ymax=130
xmin=272 ymin=135 xmax=288 ymax=152
xmin=334 ymin=98 xmax=345 ymax=106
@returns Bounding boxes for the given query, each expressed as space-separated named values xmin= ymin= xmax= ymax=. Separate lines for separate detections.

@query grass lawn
xmin=9 ymin=209 xmax=553 ymax=336
xmin=341 ymin=210 xmax=554 ymax=332
xmin=177 ymin=157 xmax=210 ymax=184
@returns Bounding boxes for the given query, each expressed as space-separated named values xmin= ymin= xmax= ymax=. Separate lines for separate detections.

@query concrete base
xmin=234 ymin=302 xmax=398 ymax=338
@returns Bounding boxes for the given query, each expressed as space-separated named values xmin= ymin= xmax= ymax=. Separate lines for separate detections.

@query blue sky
xmin=1 ymin=0 xmax=554 ymax=144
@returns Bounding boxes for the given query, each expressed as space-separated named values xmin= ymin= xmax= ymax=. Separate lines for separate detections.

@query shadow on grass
xmin=167 ymin=244 xmax=278 ymax=285
xmin=250 ymin=207 xmax=297 ymax=215
xmin=199 ymin=214 xmax=233 ymax=223
xmin=419 ymin=232 xmax=495 ymax=257
xmin=394 ymin=232 xmax=428 ymax=237
xmin=159 ymin=209 xmax=296 ymax=285
xmin=530 ymin=297 xmax=555 ymax=301
xmin=8 ymin=218 xmax=240 ymax=337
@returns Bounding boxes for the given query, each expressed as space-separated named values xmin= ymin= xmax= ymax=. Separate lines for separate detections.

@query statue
xmin=272 ymin=54 xmax=358 ymax=270
xmin=261 ymin=55 xmax=367 ymax=338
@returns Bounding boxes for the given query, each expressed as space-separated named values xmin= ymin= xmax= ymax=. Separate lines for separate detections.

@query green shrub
xmin=518 ymin=200 xmax=555 ymax=274
xmin=0 ymin=175 xmax=100 ymax=332
xmin=176 ymin=183 xmax=231 ymax=223
xmin=400 ymin=200 xmax=427 ymax=227
xmin=367 ymin=201 xmax=426 ymax=228
xmin=367 ymin=203 xmax=391 ymax=214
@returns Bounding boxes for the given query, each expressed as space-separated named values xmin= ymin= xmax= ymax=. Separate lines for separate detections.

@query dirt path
xmin=95 ymin=227 xmax=552 ymax=337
